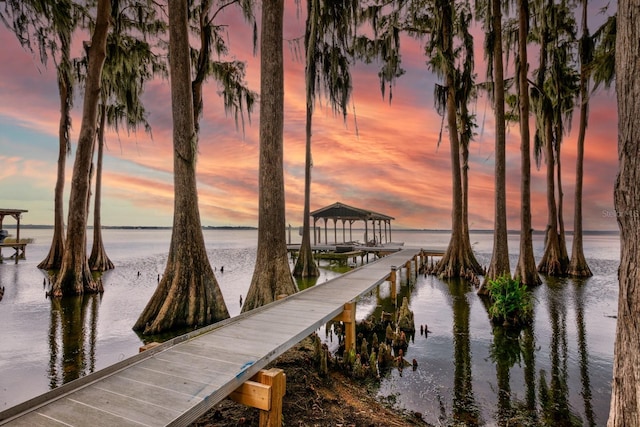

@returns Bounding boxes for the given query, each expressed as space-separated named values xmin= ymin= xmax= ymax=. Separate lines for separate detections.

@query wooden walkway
xmin=0 ymin=243 xmax=27 ymax=263
xmin=0 ymin=249 xmax=426 ymax=427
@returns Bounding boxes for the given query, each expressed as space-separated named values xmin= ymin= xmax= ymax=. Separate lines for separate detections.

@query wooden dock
xmin=0 ymin=249 xmax=429 ymax=427
xmin=287 ymin=243 xmax=444 ymax=266
xmin=0 ymin=243 xmax=27 ymax=263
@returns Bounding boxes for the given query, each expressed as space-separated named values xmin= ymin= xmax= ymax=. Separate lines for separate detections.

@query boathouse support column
xmin=384 ymin=221 xmax=388 ymax=243
xmin=313 ymin=218 xmax=317 ymax=245
xmin=333 ymin=302 xmax=356 ymax=353
xmin=372 ymin=220 xmax=377 ymax=245
xmin=387 ymin=219 xmax=393 ymax=242
xmin=14 ymin=213 xmax=21 ymax=243
xmin=324 ymin=219 xmax=328 ymax=244
xmin=364 ymin=220 xmax=368 ymax=244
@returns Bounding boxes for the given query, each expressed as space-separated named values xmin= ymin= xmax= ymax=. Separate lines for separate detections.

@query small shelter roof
xmin=0 ymin=209 xmax=28 ymax=216
xmin=310 ymin=202 xmax=394 ymax=222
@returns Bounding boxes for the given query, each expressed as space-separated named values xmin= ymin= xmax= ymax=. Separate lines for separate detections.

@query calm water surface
xmin=0 ymin=229 xmax=619 ymax=426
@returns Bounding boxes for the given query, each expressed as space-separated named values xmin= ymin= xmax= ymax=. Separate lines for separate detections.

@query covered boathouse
xmin=0 ymin=208 xmax=28 ymax=262
xmin=310 ymin=202 xmax=394 ymax=246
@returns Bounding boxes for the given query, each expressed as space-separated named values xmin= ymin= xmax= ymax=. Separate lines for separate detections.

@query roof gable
xmin=310 ymin=202 xmax=394 ymax=221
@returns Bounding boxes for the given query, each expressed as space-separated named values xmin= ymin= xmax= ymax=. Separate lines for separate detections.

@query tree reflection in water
xmin=572 ymin=278 xmax=596 ymax=427
xmin=489 ymin=324 xmax=534 ymax=425
xmin=448 ymin=278 xmax=480 ymax=426
xmin=48 ymin=294 xmax=100 ymax=388
xmin=539 ymin=278 xmax=582 ymax=427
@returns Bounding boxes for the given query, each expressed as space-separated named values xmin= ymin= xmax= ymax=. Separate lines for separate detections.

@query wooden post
xmin=414 ymin=256 xmax=419 ymax=279
xmin=15 ymin=213 xmax=20 ymax=244
xmin=333 ymin=302 xmax=356 ymax=353
xmin=405 ymin=260 xmax=411 ymax=284
xmin=258 ymin=368 xmax=286 ymax=426
xmin=390 ymin=266 xmax=397 ymax=301
xmin=139 ymin=342 xmax=161 ymax=352
xmin=229 ymin=368 xmax=286 ymax=427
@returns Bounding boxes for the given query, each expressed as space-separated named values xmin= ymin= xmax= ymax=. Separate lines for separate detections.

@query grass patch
xmin=486 ymin=275 xmax=533 ymax=327
xmin=2 ymin=237 xmax=34 ymax=244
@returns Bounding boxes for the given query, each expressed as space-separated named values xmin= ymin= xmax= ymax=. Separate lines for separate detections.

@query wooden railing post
xmin=390 ymin=265 xmax=397 ymax=301
xmin=333 ymin=302 xmax=356 ymax=353
xmin=229 ymin=368 xmax=286 ymax=427
xmin=258 ymin=368 xmax=286 ymax=427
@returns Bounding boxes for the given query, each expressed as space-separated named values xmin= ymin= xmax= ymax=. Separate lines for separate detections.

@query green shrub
xmin=486 ymin=275 xmax=533 ymax=327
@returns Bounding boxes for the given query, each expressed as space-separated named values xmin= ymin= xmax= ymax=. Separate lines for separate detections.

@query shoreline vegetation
xmin=191 ymin=337 xmax=429 ymax=427
xmin=1 ymin=224 xmax=620 ymax=235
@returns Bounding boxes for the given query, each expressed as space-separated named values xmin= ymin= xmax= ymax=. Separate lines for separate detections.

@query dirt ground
xmin=191 ymin=337 xmax=430 ymax=427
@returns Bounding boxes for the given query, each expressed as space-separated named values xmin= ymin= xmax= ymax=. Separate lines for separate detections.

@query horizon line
xmin=2 ymin=224 xmax=621 ymax=235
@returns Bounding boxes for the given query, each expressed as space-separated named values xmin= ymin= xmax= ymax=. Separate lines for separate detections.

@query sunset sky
xmin=0 ymin=3 xmax=619 ymax=231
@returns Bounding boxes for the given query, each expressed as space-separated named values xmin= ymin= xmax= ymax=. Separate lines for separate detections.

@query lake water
xmin=0 ymin=228 xmax=619 ymax=425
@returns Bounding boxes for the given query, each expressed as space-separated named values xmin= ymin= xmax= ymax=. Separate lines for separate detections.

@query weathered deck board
xmin=0 ymin=249 xmax=422 ymax=426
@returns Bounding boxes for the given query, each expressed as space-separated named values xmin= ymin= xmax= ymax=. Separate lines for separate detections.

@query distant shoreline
xmin=1 ymin=224 xmax=620 ymax=235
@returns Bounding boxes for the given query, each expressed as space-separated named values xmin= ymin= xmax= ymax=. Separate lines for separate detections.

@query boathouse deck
xmin=0 ymin=248 xmax=429 ymax=426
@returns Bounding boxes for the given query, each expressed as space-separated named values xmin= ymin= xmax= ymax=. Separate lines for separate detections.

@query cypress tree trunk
xmin=536 ymin=0 xmax=568 ymax=277
xmin=555 ymin=121 xmax=570 ymax=268
xmin=481 ymin=0 xmax=510 ymax=292
xmin=89 ymin=104 xmax=114 ymax=272
xmin=242 ymin=0 xmax=298 ymax=312
xmin=608 ymin=1 xmax=640 ymax=423
xmin=537 ymin=119 xmax=566 ymax=275
xmin=51 ymin=0 xmax=111 ymax=297
xmin=568 ymin=0 xmax=593 ymax=277
xmin=434 ymin=0 xmax=481 ymax=279
xmin=514 ymin=0 xmax=540 ymax=286
xmin=134 ymin=0 xmax=229 ymax=334
xmin=39 ymin=45 xmax=72 ymax=271
xmin=294 ymin=0 xmax=319 ymax=278
xmin=292 ymin=96 xmax=319 ymax=278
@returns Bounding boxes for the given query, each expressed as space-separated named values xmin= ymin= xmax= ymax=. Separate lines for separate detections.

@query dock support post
xmin=258 ymin=368 xmax=286 ymax=427
xmin=414 ymin=256 xmax=419 ymax=279
xmin=229 ymin=368 xmax=286 ymax=427
xmin=333 ymin=302 xmax=356 ymax=353
xmin=405 ymin=260 xmax=412 ymax=284
xmin=390 ymin=266 xmax=397 ymax=301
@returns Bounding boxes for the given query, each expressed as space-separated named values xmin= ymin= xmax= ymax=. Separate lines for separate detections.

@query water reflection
xmin=461 ymin=275 xmax=598 ymax=426
xmin=489 ymin=324 xmax=535 ymax=425
xmin=540 ymin=278 xmax=576 ymax=425
xmin=573 ymin=279 xmax=596 ymax=427
xmin=448 ymin=279 xmax=479 ymax=426
xmin=48 ymin=294 xmax=100 ymax=388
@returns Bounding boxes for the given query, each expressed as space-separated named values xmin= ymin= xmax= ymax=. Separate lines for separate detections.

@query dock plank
xmin=66 ymin=383 xmax=182 ymax=425
xmin=29 ymin=398 xmax=148 ymax=427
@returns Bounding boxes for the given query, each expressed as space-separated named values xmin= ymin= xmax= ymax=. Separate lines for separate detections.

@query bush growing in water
xmin=486 ymin=275 xmax=533 ymax=327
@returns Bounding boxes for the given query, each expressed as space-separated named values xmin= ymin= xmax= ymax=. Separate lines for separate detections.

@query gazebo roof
xmin=0 ymin=209 xmax=28 ymax=216
xmin=310 ymin=202 xmax=394 ymax=222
